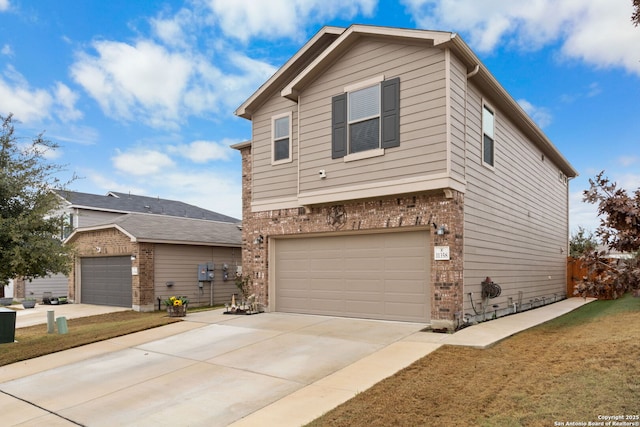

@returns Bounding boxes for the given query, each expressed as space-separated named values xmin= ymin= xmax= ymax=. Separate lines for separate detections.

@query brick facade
xmin=238 ymin=145 xmax=464 ymax=328
xmin=67 ymin=228 xmax=155 ymax=311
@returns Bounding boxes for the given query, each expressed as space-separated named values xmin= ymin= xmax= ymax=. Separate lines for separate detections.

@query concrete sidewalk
xmin=231 ymin=297 xmax=595 ymax=427
xmin=14 ymin=303 xmax=130 ymax=329
xmin=0 ymin=297 xmax=595 ymax=427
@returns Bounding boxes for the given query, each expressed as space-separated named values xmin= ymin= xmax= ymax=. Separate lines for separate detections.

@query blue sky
xmin=1 ymin=0 xmax=638 ymax=233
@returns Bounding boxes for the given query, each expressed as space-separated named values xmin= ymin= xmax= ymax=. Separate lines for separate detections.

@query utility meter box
xmin=197 ymin=263 xmax=214 ymax=281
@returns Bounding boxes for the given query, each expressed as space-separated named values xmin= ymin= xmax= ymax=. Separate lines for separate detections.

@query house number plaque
xmin=434 ymin=246 xmax=450 ymax=261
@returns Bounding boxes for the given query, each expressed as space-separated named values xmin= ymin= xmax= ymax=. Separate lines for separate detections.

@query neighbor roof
xmin=56 ymin=190 xmax=239 ymax=223
xmin=65 ymin=213 xmax=242 ymax=247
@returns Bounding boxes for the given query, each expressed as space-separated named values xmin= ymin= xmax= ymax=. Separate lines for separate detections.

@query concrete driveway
xmin=0 ymin=308 xmax=436 ymax=426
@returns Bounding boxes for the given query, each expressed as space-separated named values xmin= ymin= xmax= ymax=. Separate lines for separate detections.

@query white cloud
xmin=150 ymin=8 xmax=195 ymax=48
xmin=54 ymin=82 xmax=83 ymax=122
xmin=70 ymin=36 xmax=276 ymax=129
xmin=586 ymin=82 xmax=601 ymax=98
xmin=84 ymin=166 xmax=242 ymax=219
xmin=157 ymin=169 xmax=241 ymax=218
xmin=168 ymin=139 xmax=233 ymax=163
xmin=618 ymin=156 xmax=638 ymax=167
xmin=50 ymin=124 xmax=99 ymax=145
xmin=1 ymin=44 xmax=12 ymax=56
xmin=402 ymin=0 xmax=640 ymax=75
xmin=0 ymin=66 xmax=53 ymax=123
xmin=71 ymin=40 xmax=193 ymax=129
xmin=0 ymin=0 xmax=9 ymax=12
xmin=517 ymin=99 xmax=552 ymax=129
xmin=112 ymin=148 xmax=175 ymax=175
xmin=617 ymin=172 xmax=640 ymax=191
xmin=206 ymin=0 xmax=376 ymax=42
xmin=569 ymin=189 xmax=600 ymax=233
xmin=0 ymin=66 xmax=82 ymax=125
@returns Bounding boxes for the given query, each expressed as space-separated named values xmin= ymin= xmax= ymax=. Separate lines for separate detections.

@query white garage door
xmin=274 ymin=231 xmax=430 ymax=322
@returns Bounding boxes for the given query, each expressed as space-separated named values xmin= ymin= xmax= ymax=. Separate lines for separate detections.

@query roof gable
xmin=234 ymin=26 xmax=344 ymax=119
xmin=235 ymin=24 xmax=577 ymax=178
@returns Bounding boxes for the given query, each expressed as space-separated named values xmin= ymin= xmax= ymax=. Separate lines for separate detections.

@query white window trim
xmin=271 ymin=112 xmax=292 ymax=165
xmin=481 ymin=100 xmax=495 ymax=169
xmin=344 ymin=75 xmax=385 ymax=157
xmin=344 ymin=148 xmax=385 ymax=162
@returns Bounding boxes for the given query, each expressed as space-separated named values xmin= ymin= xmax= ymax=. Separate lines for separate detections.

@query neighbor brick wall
xmin=237 ymin=145 xmax=464 ymax=326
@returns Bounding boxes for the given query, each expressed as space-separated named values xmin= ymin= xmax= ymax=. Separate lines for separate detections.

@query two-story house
xmin=233 ymin=25 xmax=577 ymax=329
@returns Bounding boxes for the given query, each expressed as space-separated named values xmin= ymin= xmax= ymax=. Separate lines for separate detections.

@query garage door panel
xmin=387 ymin=280 xmax=425 ymax=294
xmin=385 ymin=303 xmax=425 ymax=321
xmin=350 ymin=303 xmax=384 ymax=316
xmin=274 ymin=231 xmax=430 ymax=322
xmin=81 ymin=257 xmax=132 ymax=307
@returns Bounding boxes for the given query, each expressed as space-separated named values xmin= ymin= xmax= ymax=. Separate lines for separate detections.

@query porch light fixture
xmin=130 ymin=254 xmax=136 ymax=261
xmin=254 ymin=235 xmax=264 ymax=245
xmin=432 ymin=222 xmax=448 ymax=235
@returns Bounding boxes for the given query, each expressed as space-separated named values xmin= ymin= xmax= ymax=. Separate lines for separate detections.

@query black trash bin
xmin=0 ymin=307 xmax=16 ymax=344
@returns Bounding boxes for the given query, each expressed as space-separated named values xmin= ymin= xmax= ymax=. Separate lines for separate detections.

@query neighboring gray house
xmin=19 ymin=191 xmax=241 ymax=310
xmin=56 ymin=190 xmax=238 ymax=236
xmin=65 ymin=213 xmax=242 ymax=311
xmin=233 ymin=25 xmax=577 ymax=329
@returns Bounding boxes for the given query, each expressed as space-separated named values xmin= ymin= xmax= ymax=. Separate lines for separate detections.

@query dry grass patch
xmin=0 ymin=311 xmax=182 ymax=366
xmin=308 ymin=295 xmax=640 ymax=427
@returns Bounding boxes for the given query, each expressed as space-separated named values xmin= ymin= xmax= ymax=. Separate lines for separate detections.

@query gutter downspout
xmin=463 ymin=62 xmax=479 ymax=314
xmin=467 ymin=64 xmax=480 ymax=79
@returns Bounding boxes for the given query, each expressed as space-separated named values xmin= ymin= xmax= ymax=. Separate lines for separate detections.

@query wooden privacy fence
xmin=566 ymin=256 xmax=616 ymax=300
xmin=566 ymin=256 xmax=587 ymax=298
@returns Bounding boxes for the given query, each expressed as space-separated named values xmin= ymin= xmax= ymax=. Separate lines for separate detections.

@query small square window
xmin=272 ymin=113 xmax=292 ymax=164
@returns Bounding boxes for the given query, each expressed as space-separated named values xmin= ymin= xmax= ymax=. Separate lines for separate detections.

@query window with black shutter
xmin=332 ymin=76 xmax=399 ymax=159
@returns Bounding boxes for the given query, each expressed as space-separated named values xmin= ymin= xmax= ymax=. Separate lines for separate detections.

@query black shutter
xmin=381 ymin=77 xmax=400 ymax=149
xmin=332 ymin=93 xmax=347 ymax=159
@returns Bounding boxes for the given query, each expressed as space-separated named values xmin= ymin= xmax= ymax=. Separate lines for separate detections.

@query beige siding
xmin=154 ymin=244 xmax=242 ymax=308
xmin=448 ymin=53 xmax=467 ymax=181
xmin=298 ymin=39 xmax=448 ymax=196
xmin=463 ymin=84 xmax=568 ymax=313
xmin=25 ymin=273 xmax=68 ymax=301
xmin=251 ymin=95 xmax=298 ymax=204
xmin=249 ymin=37 xmax=452 ymax=209
xmin=76 ymin=210 xmax=123 ymax=227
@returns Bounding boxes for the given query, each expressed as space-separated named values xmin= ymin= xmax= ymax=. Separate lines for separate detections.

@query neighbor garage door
xmin=274 ymin=231 xmax=430 ymax=322
xmin=81 ymin=257 xmax=132 ymax=307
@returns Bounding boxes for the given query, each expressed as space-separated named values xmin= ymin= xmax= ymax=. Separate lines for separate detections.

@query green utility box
xmin=0 ymin=307 xmax=16 ymax=344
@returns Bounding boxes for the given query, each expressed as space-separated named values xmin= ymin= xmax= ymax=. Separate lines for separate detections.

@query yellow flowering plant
xmin=163 ymin=296 xmax=189 ymax=307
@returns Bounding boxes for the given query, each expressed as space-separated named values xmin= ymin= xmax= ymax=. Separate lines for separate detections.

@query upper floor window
xmin=482 ymin=103 xmax=495 ymax=167
xmin=332 ymin=76 xmax=400 ymax=160
xmin=348 ymin=84 xmax=380 ymax=154
xmin=272 ymin=112 xmax=292 ymax=164
xmin=61 ymin=213 xmax=74 ymax=240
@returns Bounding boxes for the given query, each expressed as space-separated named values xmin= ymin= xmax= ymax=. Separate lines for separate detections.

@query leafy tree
xmin=633 ymin=0 xmax=640 ymax=26
xmin=576 ymin=171 xmax=640 ymax=298
xmin=583 ymin=171 xmax=640 ymax=253
xmin=569 ymin=226 xmax=598 ymax=258
xmin=0 ymin=114 xmax=73 ymax=297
